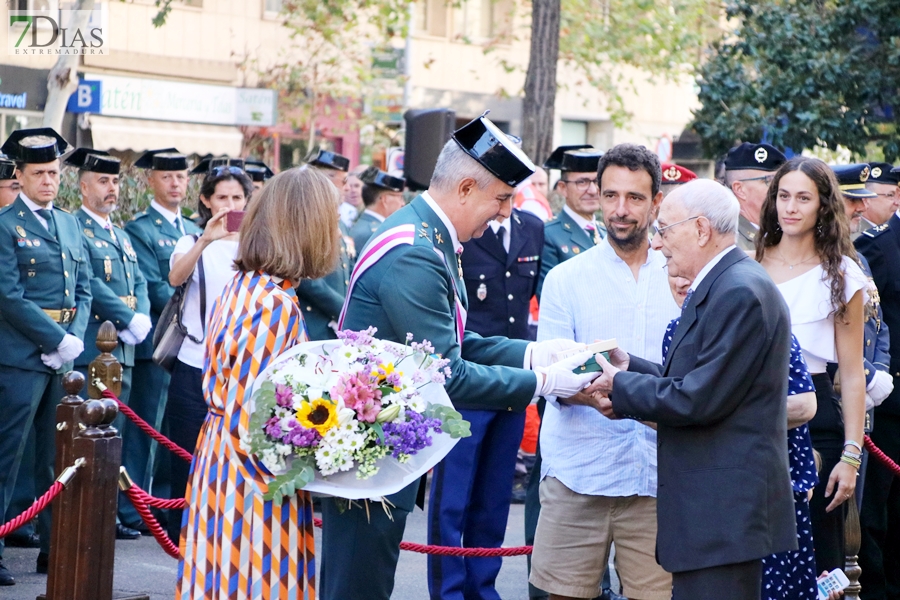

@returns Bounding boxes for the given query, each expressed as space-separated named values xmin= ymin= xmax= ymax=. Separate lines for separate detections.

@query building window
xmin=480 ymin=0 xmax=513 ymax=38
xmin=263 ymin=0 xmax=283 ymax=18
xmin=560 ymin=120 xmax=588 ymax=146
xmin=2 ymin=112 xmax=44 ymax=143
xmin=415 ymin=0 xmax=449 ymax=38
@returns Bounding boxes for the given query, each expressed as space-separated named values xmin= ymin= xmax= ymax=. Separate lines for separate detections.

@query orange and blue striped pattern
xmin=175 ymin=271 xmax=315 ymax=600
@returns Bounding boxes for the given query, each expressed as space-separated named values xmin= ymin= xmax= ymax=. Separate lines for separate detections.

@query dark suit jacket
xmin=461 ymin=209 xmax=543 ymax=339
xmin=855 ymin=213 xmax=900 ymax=416
xmin=612 ymin=248 xmax=797 ymax=573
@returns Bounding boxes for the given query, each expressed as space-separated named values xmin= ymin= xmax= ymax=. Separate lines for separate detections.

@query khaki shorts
xmin=529 ymin=477 xmax=672 ymax=600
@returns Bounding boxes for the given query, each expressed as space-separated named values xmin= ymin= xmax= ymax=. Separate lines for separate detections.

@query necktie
xmin=104 ymin=222 xmax=118 ymax=245
xmin=682 ymin=289 xmax=694 ymax=314
xmin=36 ymin=209 xmax=56 ymax=237
xmin=174 ymin=216 xmax=185 ymax=235
xmin=496 ymin=227 xmax=508 ymax=253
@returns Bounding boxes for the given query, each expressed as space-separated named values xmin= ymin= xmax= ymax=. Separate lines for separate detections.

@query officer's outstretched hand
xmin=56 ymin=334 xmax=85 ymax=363
xmin=527 ymin=338 xmax=584 ymax=370
xmin=40 ymin=351 xmax=63 ymax=371
xmin=536 ymin=350 xmax=600 ymax=398
xmin=128 ymin=313 xmax=153 ymax=344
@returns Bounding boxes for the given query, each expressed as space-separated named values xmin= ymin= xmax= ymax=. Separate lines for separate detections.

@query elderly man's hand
xmin=582 ymin=353 xmax=619 ymax=398
xmin=596 ymin=395 xmax=618 ymax=419
xmin=607 ymin=347 xmax=630 ymax=371
xmin=557 ymin=390 xmax=605 ymax=412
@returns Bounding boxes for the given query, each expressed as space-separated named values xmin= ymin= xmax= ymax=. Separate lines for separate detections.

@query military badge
xmin=17 ymin=239 xmax=24 ymax=247
xmin=663 ymin=166 xmax=680 ymax=181
xmin=477 ymin=283 xmax=487 ymax=301
xmin=15 ymin=225 xmax=26 ymax=237
xmin=33 ymin=240 xmax=40 ymax=247
xmin=860 ymin=165 xmax=870 ymax=182
xmin=96 ymin=241 xmax=103 ymax=248
xmin=561 ymin=245 xmax=569 ymax=254
xmin=25 ymin=239 xmax=33 ymax=247
xmin=872 ymin=167 xmax=882 ymax=178
xmin=84 ymin=229 xmax=95 ymax=238
xmin=754 ymin=148 xmax=768 ymax=163
xmin=343 ymin=235 xmax=357 ymax=260
xmin=573 ymin=247 xmax=581 ymax=254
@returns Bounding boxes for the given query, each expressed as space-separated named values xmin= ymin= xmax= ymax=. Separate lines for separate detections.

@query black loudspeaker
xmin=404 ymin=108 xmax=456 ymax=191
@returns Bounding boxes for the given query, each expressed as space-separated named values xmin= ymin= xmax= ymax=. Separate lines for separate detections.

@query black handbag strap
xmin=178 ymin=235 xmax=206 ymax=345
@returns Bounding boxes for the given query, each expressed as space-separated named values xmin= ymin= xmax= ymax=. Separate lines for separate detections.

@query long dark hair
xmin=755 ymin=156 xmax=857 ymax=321
xmin=197 ymin=170 xmax=253 ymax=227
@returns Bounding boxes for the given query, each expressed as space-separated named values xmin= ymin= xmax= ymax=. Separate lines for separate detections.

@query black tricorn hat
xmin=64 ymin=148 xmax=121 ymax=175
xmin=867 ymin=162 xmax=900 ymax=185
xmin=543 ymin=145 xmax=593 ymax=170
xmin=1 ymin=127 xmax=70 ymax=164
xmin=724 ymin=142 xmax=786 ymax=172
xmin=190 ymin=156 xmax=245 ymax=176
xmin=305 ymin=148 xmax=350 ymax=172
xmin=831 ymin=163 xmax=877 ymax=199
xmin=560 ymin=149 xmax=603 ymax=173
xmin=452 ymin=112 xmax=536 ymax=187
xmin=360 ymin=166 xmax=405 ymax=192
xmin=245 ymin=160 xmax=275 ymax=182
xmin=0 ymin=153 xmax=15 ymax=180
xmin=134 ymin=148 xmax=189 ymax=171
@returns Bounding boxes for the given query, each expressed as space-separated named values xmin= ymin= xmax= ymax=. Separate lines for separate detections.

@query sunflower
xmin=297 ymin=398 xmax=339 ymax=435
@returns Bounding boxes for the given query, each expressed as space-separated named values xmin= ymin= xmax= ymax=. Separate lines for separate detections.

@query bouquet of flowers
xmin=244 ymin=328 xmax=470 ymax=502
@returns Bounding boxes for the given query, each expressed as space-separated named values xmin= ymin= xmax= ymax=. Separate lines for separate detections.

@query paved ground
xmin=3 ymin=500 xmax=543 ymax=599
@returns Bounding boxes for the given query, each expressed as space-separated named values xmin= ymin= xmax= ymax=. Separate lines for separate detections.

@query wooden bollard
xmin=42 ymin=322 xmax=148 ymax=600
xmin=843 ymin=493 xmax=863 ymax=599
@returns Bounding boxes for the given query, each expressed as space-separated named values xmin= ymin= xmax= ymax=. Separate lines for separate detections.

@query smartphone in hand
xmin=817 ymin=568 xmax=849 ymax=600
xmin=225 ymin=210 xmax=245 ymax=233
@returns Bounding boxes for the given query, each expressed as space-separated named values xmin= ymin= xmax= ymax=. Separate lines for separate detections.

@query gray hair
xmin=668 ymin=179 xmax=739 ymax=236
xmin=430 ymin=140 xmax=495 ymax=192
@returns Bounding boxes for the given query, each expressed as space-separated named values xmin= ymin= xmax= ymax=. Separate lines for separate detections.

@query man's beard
xmin=606 ymin=219 xmax=648 ymax=252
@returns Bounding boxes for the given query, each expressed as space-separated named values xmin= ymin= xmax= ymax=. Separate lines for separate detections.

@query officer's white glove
xmin=527 ymin=339 xmax=584 ymax=370
xmin=118 ymin=329 xmax=140 ymax=346
xmin=328 ymin=320 xmax=340 ymax=334
xmin=867 ymin=370 xmax=894 ymax=407
xmin=56 ymin=334 xmax=85 ymax=363
xmin=536 ymin=351 xmax=600 ymax=398
xmin=127 ymin=313 xmax=153 ymax=344
xmin=40 ymin=351 xmax=63 ymax=371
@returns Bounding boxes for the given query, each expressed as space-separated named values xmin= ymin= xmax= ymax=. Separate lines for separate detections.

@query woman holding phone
xmin=163 ymin=165 xmax=253 ymax=541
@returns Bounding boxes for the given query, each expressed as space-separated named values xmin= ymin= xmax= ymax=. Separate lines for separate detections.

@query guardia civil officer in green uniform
xmin=67 ymin=149 xmax=152 ymax=539
xmin=349 ymin=166 xmax=406 ymax=251
xmin=321 ymin=113 xmax=596 ymax=600
xmin=724 ymin=142 xmax=786 ymax=252
xmin=538 ymin=146 xmax=606 ymax=298
xmin=296 ymin=148 xmax=356 ymax=340
xmin=0 ymin=128 xmax=92 ymax=584
xmin=122 ymin=148 xmax=201 ymax=531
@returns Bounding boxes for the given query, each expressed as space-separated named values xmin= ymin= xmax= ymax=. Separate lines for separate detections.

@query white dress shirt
xmin=538 ymin=239 xmax=680 ymax=497
xmin=689 ymin=244 xmax=737 ymax=294
xmin=151 ymin=200 xmax=184 ymax=233
xmin=339 ymin=202 xmax=359 ymax=228
xmin=488 ymin=218 xmax=511 ymax=253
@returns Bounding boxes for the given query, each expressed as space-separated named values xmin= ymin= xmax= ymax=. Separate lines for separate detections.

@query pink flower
xmin=331 ymin=373 xmax=382 ymax=412
xmin=275 ymin=384 xmax=294 ymax=408
xmin=355 ymin=398 xmax=382 ymax=423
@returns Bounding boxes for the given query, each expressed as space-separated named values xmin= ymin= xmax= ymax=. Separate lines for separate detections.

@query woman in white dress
xmin=755 ymin=156 xmax=867 ymax=575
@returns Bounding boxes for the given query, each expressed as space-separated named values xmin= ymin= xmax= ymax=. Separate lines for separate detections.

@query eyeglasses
xmin=0 ymin=183 xmax=21 ymax=191
xmin=873 ymin=192 xmax=898 ymax=200
xmin=562 ymin=178 xmax=599 ymax=192
xmin=651 ymin=215 xmax=701 ymax=238
xmin=211 ymin=166 xmax=245 ymax=177
xmin=738 ymin=175 xmax=775 ymax=186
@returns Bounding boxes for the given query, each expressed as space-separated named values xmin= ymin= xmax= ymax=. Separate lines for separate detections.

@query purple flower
xmin=285 ymin=423 xmax=321 ymax=447
xmin=265 ymin=416 xmax=283 ymax=439
xmin=275 ymin=383 xmax=294 ymax=408
xmin=379 ymin=411 xmax=443 ymax=458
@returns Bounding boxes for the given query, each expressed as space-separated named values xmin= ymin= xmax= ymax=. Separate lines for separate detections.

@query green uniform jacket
xmin=75 ymin=208 xmax=151 ymax=367
xmin=349 ymin=210 xmax=382 ymax=254
xmin=0 ymin=197 xmax=92 ymax=372
xmin=737 ymin=214 xmax=758 ymax=253
xmin=296 ymin=222 xmax=355 ymax=341
xmin=537 ymin=208 xmax=602 ymax=299
xmin=124 ymin=206 xmax=202 ymax=360
xmin=342 ymin=195 xmax=537 ymax=413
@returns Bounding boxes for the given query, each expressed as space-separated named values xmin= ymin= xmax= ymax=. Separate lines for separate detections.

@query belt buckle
xmin=60 ymin=309 xmax=72 ymax=325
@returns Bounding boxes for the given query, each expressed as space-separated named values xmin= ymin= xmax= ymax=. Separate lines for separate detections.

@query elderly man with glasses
xmin=723 ymin=142 xmax=786 ymax=252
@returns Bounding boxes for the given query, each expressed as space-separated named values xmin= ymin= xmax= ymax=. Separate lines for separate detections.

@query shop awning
xmin=89 ymin=116 xmax=244 ymax=156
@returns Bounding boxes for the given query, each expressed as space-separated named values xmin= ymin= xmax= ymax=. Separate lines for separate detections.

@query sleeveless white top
xmin=776 ymin=256 xmax=868 ymax=374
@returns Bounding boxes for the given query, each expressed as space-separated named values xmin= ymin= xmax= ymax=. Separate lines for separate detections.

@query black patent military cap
xmin=452 ymin=112 xmax=535 ymax=187
xmin=190 ymin=156 xmax=245 ymax=176
xmin=560 ymin=149 xmax=603 ymax=174
xmin=305 ymin=148 xmax=350 ymax=172
xmin=543 ymin=144 xmax=593 ymax=171
xmin=724 ymin=142 xmax=786 ymax=172
xmin=134 ymin=148 xmax=189 ymax=171
xmin=64 ymin=148 xmax=121 ymax=175
xmin=0 ymin=154 xmax=15 ymax=180
xmin=1 ymin=127 xmax=70 ymax=164
xmin=245 ymin=160 xmax=275 ymax=182
xmin=360 ymin=166 xmax=405 ymax=192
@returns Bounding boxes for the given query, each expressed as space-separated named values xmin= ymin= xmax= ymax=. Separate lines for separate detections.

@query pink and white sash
xmin=337 ymin=224 xmax=467 ymax=344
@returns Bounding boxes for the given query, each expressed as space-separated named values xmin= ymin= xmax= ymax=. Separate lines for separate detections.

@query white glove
xmin=527 ymin=339 xmax=584 ymax=370
xmin=328 ymin=320 xmax=340 ymax=334
xmin=536 ymin=351 xmax=600 ymax=398
xmin=40 ymin=351 xmax=63 ymax=371
xmin=118 ymin=329 xmax=140 ymax=346
xmin=127 ymin=313 xmax=153 ymax=344
xmin=56 ymin=334 xmax=85 ymax=363
xmin=867 ymin=369 xmax=894 ymax=407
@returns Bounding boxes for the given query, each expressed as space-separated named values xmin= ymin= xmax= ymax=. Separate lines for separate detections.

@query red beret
xmin=661 ymin=163 xmax=697 ymax=184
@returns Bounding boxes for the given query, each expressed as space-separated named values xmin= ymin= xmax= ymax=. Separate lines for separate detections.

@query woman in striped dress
xmin=176 ymin=166 xmax=341 ymax=600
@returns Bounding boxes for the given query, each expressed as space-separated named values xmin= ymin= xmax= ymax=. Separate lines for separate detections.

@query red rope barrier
xmin=121 ymin=483 xmax=182 ymax=560
xmin=310 ymin=517 xmax=533 ymax=556
xmin=865 ymin=434 xmax=900 ymax=477
xmin=101 ymin=389 xmax=193 ymax=464
xmin=141 ymin=494 xmax=187 ymax=510
xmin=0 ymin=482 xmax=65 ymax=539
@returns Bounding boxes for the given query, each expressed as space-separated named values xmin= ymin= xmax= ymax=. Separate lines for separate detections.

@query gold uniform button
xmin=306 ymin=306 xmax=313 ymax=311
xmin=30 ymin=258 xmax=35 ymax=264
xmin=866 ymin=339 xmax=871 ymax=347
xmin=506 ymin=407 xmax=512 ymax=411
xmin=343 ymin=263 xmax=348 ymax=268
xmin=865 ymin=368 xmax=871 ymax=376
xmin=61 ymin=253 xmax=66 ymax=259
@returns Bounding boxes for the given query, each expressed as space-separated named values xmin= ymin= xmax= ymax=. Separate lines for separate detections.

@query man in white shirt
xmin=530 ymin=144 xmax=679 ymax=600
